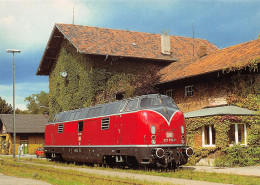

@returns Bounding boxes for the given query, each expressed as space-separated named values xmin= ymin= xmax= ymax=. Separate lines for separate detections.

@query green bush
xmin=187 ymin=147 xmax=217 ymax=165
xmin=214 ymin=145 xmax=260 ymax=167
xmin=247 ymin=124 xmax=260 ymax=146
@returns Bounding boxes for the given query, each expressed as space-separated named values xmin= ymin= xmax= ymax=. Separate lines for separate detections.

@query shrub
xmin=214 ymin=145 xmax=260 ymax=167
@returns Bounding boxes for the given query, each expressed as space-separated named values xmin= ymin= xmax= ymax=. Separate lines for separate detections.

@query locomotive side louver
xmin=101 ymin=118 xmax=110 ymax=130
xmin=58 ymin=124 xmax=64 ymax=133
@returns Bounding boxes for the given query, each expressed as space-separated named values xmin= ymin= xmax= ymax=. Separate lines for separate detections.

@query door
xmin=51 ymin=124 xmax=55 ymax=145
xmin=115 ymin=115 xmax=122 ymax=145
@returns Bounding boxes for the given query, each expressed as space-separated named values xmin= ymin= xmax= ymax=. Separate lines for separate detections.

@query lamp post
xmin=6 ymin=49 xmax=21 ymax=159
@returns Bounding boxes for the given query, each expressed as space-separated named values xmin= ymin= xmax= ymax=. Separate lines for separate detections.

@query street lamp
xmin=6 ymin=49 xmax=21 ymax=160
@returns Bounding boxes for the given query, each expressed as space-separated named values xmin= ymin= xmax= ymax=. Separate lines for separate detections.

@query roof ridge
xmin=55 ymin=23 xmax=212 ymax=42
xmin=220 ymin=38 xmax=260 ymax=50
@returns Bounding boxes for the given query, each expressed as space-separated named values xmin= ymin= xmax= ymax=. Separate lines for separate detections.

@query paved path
xmin=183 ymin=165 xmax=260 ymax=177
xmin=0 ymin=173 xmax=51 ymax=185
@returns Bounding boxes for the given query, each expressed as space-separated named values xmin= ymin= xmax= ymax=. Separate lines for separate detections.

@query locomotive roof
xmin=49 ymin=94 xmax=172 ymax=124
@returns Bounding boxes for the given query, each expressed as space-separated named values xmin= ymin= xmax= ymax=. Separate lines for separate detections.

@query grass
xmin=0 ymin=158 xmax=158 ymax=185
xmin=1 ymin=156 xmax=260 ymax=185
xmin=30 ymin=158 xmax=260 ymax=185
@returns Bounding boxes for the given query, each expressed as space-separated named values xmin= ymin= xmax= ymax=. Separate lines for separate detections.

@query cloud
xmin=0 ymin=16 xmax=14 ymax=25
xmin=0 ymin=82 xmax=49 ymax=110
xmin=0 ymin=0 xmax=93 ymax=52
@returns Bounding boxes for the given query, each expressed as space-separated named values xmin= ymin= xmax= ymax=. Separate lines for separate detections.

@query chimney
xmin=199 ymin=45 xmax=207 ymax=58
xmin=161 ymin=34 xmax=171 ymax=55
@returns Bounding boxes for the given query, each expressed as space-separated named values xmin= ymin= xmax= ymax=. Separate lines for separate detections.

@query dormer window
xmin=185 ymin=85 xmax=194 ymax=97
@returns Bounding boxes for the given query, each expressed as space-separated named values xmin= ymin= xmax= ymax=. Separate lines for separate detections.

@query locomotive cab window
xmin=161 ymin=97 xmax=178 ymax=109
xmin=78 ymin=121 xmax=83 ymax=132
xmin=140 ymin=97 xmax=160 ymax=107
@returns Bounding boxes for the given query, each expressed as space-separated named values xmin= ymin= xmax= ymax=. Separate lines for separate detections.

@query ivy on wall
xmin=186 ymin=115 xmax=260 ymax=148
xmin=186 ymin=115 xmax=260 ymax=165
xmin=49 ymin=39 xmax=161 ymax=115
xmin=186 ymin=67 xmax=260 ymax=165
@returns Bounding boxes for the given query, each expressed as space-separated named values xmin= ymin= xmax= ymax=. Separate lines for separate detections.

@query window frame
xmin=20 ymin=136 xmax=28 ymax=141
xmin=166 ymin=89 xmax=174 ymax=98
xmin=185 ymin=85 xmax=194 ymax=97
xmin=202 ymin=125 xmax=216 ymax=147
xmin=229 ymin=123 xmax=247 ymax=146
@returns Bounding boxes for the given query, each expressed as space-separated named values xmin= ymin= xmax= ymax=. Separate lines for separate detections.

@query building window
xmin=166 ymin=89 xmax=173 ymax=98
xmin=185 ymin=85 xmax=194 ymax=97
xmin=202 ymin=125 xmax=216 ymax=147
xmin=229 ymin=123 xmax=247 ymax=145
xmin=20 ymin=136 xmax=28 ymax=140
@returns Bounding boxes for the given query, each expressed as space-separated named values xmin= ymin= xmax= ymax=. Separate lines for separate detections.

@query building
xmin=158 ymin=39 xmax=260 ymax=148
xmin=36 ymin=23 xmax=217 ymax=115
xmin=0 ymin=114 xmax=48 ymax=155
xmin=37 ymin=23 xmax=260 ymax=150
xmin=158 ymin=39 xmax=260 ymax=112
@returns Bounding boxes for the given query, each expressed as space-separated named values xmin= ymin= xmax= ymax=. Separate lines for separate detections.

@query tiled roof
xmin=37 ymin=23 xmax=218 ymax=75
xmin=184 ymin=105 xmax=257 ymax=118
xmin=159 ymin=39 xmax=260 ymax=83
xmin=0 ymin=114 xmax=48 ymax=133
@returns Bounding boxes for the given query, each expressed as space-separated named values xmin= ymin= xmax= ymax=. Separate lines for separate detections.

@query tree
xmin=25 ymin=91 xmax=49 ymax=114
xmin=15 ymin=108 xmax=29 ymax=114
xmin=0 ymin=97 xmax=12 ymax=114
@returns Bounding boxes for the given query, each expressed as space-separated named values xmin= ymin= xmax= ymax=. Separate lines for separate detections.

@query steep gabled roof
xmin=159 ymin=39 xmax=260 ymax=83
xmin=37 ymin=23 xmax=218 ymax=75
xmin=0 ymin=114 xmax=48 ymax=134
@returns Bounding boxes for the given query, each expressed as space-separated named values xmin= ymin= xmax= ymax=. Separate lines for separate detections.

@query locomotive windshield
xmin=140 ymin=96 xmax=178 ymax=109
xmin=140 ymin=97 xmax=160 ymax=107
xmin=161 ymin=97 xmax=178 ymax=109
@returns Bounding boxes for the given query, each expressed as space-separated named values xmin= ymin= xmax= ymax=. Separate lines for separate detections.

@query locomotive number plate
xmin=166 ymin=131 xmax=174 ymax=138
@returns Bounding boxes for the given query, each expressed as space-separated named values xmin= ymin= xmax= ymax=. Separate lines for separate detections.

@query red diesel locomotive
xmin=45 ymin=94 xmax=193 ymax=169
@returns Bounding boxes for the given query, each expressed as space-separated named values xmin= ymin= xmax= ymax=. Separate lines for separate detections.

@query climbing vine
xmin=49 ymin=39 xmax=161 ymax=115
xmin=186 ymin=62 xmax=260 ymax=165
xmin=222 ymin=58 xmax=259 ymax=74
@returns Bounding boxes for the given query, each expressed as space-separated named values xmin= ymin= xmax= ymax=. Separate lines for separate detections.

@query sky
xmin=0 ymin=0 xmax=260 ymax=110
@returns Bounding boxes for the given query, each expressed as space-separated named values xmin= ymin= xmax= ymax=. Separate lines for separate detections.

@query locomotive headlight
xmin=181 ymin=126 xmax=185 ymax=134
xmin=151 ymin=126 xmax=156 ymax=134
